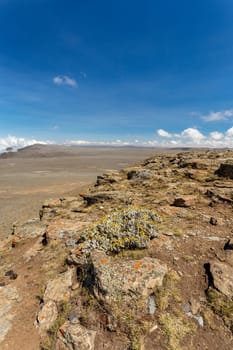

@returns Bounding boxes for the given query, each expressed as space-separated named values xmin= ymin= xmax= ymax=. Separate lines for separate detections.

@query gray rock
xmin=127 ymin=169 xmax=152 ymax=180
xmin=57 ymin=322 xmax=96 ymax=350
xmin=148 ymin=295 xmax=156 ymax=315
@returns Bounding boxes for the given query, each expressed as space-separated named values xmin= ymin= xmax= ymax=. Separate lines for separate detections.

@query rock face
xmin=215 ymin=163 xmax=233 ymax=179
xmin=81 ymin=250 xmax=167 ymax=306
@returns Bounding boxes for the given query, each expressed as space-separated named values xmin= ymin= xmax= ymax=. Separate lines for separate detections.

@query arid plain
xmin=0 ymin=144 xmax=158 ymax=237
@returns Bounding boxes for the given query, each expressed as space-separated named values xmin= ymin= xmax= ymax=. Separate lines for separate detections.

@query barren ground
xmin=0 ymin=145 xmax=158 ymax=237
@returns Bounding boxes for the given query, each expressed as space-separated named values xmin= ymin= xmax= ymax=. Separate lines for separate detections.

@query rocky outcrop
xmin=2 ymin=149 xmax=233 ymax=349
xmin=215 ymin=163 xmax=233 ymax=179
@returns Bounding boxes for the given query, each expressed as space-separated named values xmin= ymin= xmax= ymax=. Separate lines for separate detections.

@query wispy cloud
xmin=80 ymin=71 xmax=87 ymax=79
xmin=53 ymin=75 xmax=77 ymax=87
xmin=202 ymin=109 xmax=233 ymax=122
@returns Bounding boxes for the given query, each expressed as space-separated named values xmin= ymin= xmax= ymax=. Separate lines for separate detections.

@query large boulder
xmin=81 ymin=250 xmax=167 ymax=306
xmin=215 ymin=163 xmax=233 ymax=179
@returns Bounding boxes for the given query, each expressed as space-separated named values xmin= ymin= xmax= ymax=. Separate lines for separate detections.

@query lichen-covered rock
xmin=43 ymin=269 xmax=73 ymax=303
xmin=81 ymin=250 xmax=167 ymax=305
xmin=210 ymin=260 xmax=233 ymax=298
xmin=56 ymin=322 xmax=96 ymax=350
xmin=77 ymin=208 xmax=160 ymax=254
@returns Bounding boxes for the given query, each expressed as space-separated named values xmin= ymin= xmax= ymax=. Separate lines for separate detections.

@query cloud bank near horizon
xmin=1 ymin=127 xmax=233 ymax=153
xmin=0 ymin=136 xmax=51 ymax=152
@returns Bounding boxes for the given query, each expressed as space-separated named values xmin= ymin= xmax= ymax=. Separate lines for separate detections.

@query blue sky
xmin=1 ymin=0 xmax=233 ymax=148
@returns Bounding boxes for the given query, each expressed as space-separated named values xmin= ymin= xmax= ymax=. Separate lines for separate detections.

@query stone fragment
xmin=172 ymin=196 xmax=196 ymax=208
xmin=189 ymin=296 xmax=201 ymax=315
xmin=5 ymin=270 xmax=17 ymax=280
xmin=209 ymin=217 xmax=218 ymax=225
xmin=127 ymin=169 xmax=152 ymax=180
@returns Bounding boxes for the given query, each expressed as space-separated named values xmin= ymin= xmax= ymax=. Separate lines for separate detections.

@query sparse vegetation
xmin=207 ymin=288 xmax=233 ymax=332
xmin=159 ymin=311 xmax=195 ymax=350
xmin=77 ymin=208 xmax=160 ymax=254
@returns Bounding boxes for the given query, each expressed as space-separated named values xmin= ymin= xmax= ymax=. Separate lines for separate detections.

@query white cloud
xmin=209 ymin=131 xmax=224 ymax=140
xmin=53 ymin=75 xmax=77 ymax=87
xmin=202 ymin=109 xmax=233 ymax=122
xmin=225 ymin=126 xmax=233 ymax=137
xmin=0 ymin=136 xmax=51 ymax=153
xmin=181 ymin=128 xmax=205 ymax=142
xmin=155 ymin=126 xmax=233 ymax=148
xmin=157 ymin=129 xmax=172 ymax=138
